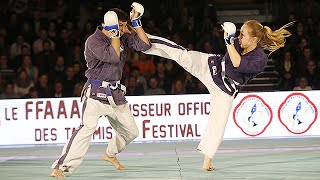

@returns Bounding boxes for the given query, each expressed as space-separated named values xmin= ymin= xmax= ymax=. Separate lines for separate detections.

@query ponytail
xmin=244 ymin=20 xmax=293 ymax=55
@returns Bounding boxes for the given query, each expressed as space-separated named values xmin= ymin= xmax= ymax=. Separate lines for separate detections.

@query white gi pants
xmin=51 ymin=86 xmax=139 ymax=173
xmin=144 ymin=34 xmax=234 ymax=159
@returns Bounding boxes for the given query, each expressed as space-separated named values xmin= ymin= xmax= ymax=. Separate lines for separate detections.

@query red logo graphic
xmin=233 ymin=95 xmax=273 ymax=136
xmin=278 ymin=92 xmax=317 ymax=134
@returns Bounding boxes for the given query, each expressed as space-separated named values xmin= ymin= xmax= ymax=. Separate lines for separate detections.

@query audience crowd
xmin=0 ymin=0 xmax=319 ymax=99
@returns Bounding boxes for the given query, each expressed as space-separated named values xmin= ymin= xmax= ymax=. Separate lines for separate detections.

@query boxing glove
xmin=222 ymin=22 xmax=236 ymax=45
xmin=130 ymin=2 xmax=144 ymax=28
xmin=102 ymin=11 xmax=120 ymax=38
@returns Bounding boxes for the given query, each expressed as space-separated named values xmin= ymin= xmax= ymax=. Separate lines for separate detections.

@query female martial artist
xmin=143 ymin=20 xmax=292 ymax=171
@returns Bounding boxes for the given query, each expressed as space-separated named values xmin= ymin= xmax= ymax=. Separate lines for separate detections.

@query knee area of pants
xmin=130 ymin=128 xmax=139 ymax=139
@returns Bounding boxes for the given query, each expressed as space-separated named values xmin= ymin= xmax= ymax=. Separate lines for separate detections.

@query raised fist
xmin=130 ymin=2 xmax=144 ymax=20
xmin=222 ymin=22 xmax=236 ymax=35
xmin=130 ymin=2 xmax=144 ymax=28
xmin=222 ymin=22 xmax=236 ymax=45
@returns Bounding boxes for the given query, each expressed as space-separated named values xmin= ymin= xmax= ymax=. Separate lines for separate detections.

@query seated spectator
xmin=56 ymin=27 xmax=73 ymax=58
xmin=305 ymin=60 xmax=320 ymax=90
xmin=164 ymin=59 xmax=179 ymax=82
xmin=277 ymin=50 xmax=297 ymax=90
xmin=126 ymin=76 xmax=144 ymax=96
xmin=185 ymin=72 xmax=197 ymax=94
xmin=73 ymin=43 xmax=84 ymax=63
xmin=9 ymin=35 xmax=30 ymax=60
xmin=154 ymin=62 xmax=167 ymax=91
xmin=62 ymin=66 xmax=76 ymax=97
xmin=145 ymin=76 xmax=166 ymax=95
xmin=22 ymin=87 xmax=39 ymax=99
xmin=35 ymin=74 xmax=50 ymax=98
xmin=34 ymin=39 xmax=58 ymax=74
xmin=144 ymin=19 xmax=162 ymax=36
xmin=17 ymin=55 xmax=39 ymax=83
xmin=12 ymin=44 xmax=32 ymax=69
xmin=68 ymin=45 xmax=85 ymax=66
xmin=48 ymin=55 xmax=66 ymax=83
xmin=293 ymin=76 xmax=312 ymax=91
xmin=129 ymin=66 xmax=148 ymax=92
xmin=0 ymin=54 xmax=15 ymax=82
xmin=65 ymin=19 xmax=80 ymax=44
xmin=171 ymin=79 xmax=186 ymax=95
xmin=32 ymin=28 xmax=55 ymax=55
xmin=295 ymin=37 xmax=310 ymax=74
xmin=302 ymin=46 xmax=314 ymax=62
xmin=14 ymin=69 xmax=34 ymax=97
xmin=0 ymin=81 xmax=18 ymax=99
xmin=51 ymin=80 xmax=65 ymax=98
xmin=291 ymin=22 xmax=309 ymax=48
xmin=161 ymin=16 xmax=177 ymax=39
xmin=72 ymin=62 xmax=86 ymax=83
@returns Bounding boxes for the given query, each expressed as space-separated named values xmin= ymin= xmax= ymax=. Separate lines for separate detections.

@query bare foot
xmin=202 ymin=165 xmax=215 ymax=171
xmin=50 ymin=169 xmax=65 ymax=178
xmin=103 ymin=153 xmax=125 ymax=170
xmin=202 ymin=155 xmax=215 ymax=171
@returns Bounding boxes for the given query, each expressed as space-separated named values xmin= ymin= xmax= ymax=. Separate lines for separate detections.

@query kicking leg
xmin=144 ymin=34 xmax=211 ymax=83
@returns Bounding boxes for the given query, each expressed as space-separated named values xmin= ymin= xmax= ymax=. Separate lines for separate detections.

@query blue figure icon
xmin=293 ymin=102 xmax=302 ymax=125
xmin=248 ymin=104 xmax=257 ymax=127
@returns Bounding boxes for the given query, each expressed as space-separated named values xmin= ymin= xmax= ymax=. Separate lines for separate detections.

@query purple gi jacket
xmin=83 ymin=26 xmax=151 ymax=105
xmin=208 ymin=38 xmax=268 ymax=96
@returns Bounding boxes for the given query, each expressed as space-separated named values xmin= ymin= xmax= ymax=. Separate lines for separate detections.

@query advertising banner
xmin=0 ymin=91 xmax=319 ymax=145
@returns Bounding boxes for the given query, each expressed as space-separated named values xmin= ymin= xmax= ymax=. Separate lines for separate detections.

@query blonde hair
xmin=244 ymin=20 xmax=293 ymax=54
